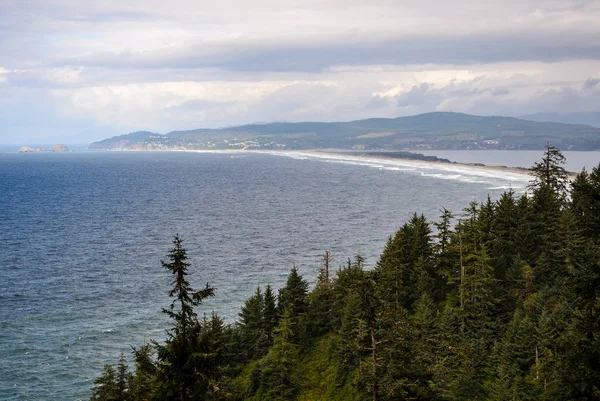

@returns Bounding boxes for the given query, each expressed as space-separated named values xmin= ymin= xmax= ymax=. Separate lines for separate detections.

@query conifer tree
xmin=486 ymin=308 xmax=536 ymax=400
xmin=562 ymin=241 xmax=600 ymax=399
xmin=527 ymin=144 xmax=570 ymax=286
xmin=262 ymin=284 xmax=278 ymax=343
xmin=259 ymin=309 xmax=300 ymax=400
xmin=116 ymin=353 xmax=133 ymax=401
xmin=154 ymin=235 xmax=215 ymax=401
xmin=91 ymin=365 xmax=119 ymax=401
xmin=307 ymin=251 xmax=335 ymax=336
xmin=131 ymin=343 xmax=156 ymax=401
xmin=277 ymin=266 xmax=309 ymax=319
xmin=375 ymin=215 xmax=434 ymax=312
xmin=194 ymin=313 xmax=230 ymax=400
xmin=571 ymin=163 xmax=600 ymax=242
xmin=334 ymin=257 xmax=371 ymax=376
xmin=433 ymin=208 xmax=456 ymax=302
xmin=238 ymin=287 xmax=266 ymax=360
xmin=528 ymin=143 xmax=569 ymax=201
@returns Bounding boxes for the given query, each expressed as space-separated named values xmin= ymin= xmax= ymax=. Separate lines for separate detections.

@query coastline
xmin=29 ymin=147 xmax=580 ymax=179
xmin=264 ymin=149 xmax=535 ymax=178
xmin=99 ymin=147 xmax=537 ymax=179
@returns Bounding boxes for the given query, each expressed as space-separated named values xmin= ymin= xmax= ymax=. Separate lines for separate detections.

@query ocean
xmin=1 ymin=150 xmax=536 ymax=400
xmin=418 ymin=149 xmax=600 ymax=173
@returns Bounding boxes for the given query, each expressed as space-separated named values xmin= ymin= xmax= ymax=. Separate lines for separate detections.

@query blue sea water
xmin=0 ymin=151 xmax=532 ymax=400
xmin=418 ymin=150 xmax=600 ymax=173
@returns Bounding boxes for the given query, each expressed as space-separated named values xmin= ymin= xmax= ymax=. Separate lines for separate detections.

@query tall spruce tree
xmin=259 ymin=309 xmax=300 ymax=400
xmin=277 ymin=266 xmax=309 ymax=319
xmin=528 ymin=143 xmax=569 ymax=200
xmin=307 ymin=251 xmax=335 ymax=337
xmin=262 ymin=284 xmax=278 ymax=344
xmin=91 ymin=364 xmax=119 ymax=401
xmin=154 ymin=235 xmax=215 ymax=401
xmin=238 ymin=287 xmax=266 ymax=360
xmin=131 ymin=343 xmax=156 ymax=401
xmin=528 ymin=144 xmax=570 ymax=286
xmin=433 ymin=208 xmax=456 ymax=302
xmin=571 ymin=163 xmax=600 ymax=242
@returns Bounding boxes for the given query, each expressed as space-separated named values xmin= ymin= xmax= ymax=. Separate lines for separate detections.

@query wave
xmin=270 ymin=151 xmax=531 ymax=188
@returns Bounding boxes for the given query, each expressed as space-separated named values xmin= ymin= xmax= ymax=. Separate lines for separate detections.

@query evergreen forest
xmin=90 ymin=146 xmax=600 ymax=401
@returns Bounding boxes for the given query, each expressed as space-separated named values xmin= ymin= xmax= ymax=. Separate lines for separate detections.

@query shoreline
xmin=265 ymin=149 xmax=535 ymax=178
xmin=12 ymin=147 xmax=579 ymax=178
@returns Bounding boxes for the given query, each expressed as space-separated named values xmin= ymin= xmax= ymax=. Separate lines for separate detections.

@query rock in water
xmin=18 ymin=146 xmax=36 ymax=152
xmin=49 ymin=144 xmax=69 ymax=152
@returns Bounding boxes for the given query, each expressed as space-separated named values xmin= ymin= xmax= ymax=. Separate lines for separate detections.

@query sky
xmin=0 ymin=0 xmax=599 ymax=145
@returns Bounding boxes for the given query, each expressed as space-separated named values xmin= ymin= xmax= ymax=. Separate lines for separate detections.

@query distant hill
xmin=519 ymin=112 xmax=600 ymax=128
xmin=90 ymin=112 xmax=600 ymax=151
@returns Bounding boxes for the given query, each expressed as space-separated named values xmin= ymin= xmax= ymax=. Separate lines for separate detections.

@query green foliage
xmin=91 ymin=364 xmax=119 ymax=401
xmin=306 ymin=252 xmax=335 ymax=338
xmin=263 ymin=284 xmax=278 ymax=342
xmin=571 ymin=164 xmax=600 ymax=242
xmin=252 ymin=309 xmax=300 ymax=400
xmin=131 ymin=344 xmax=155 ymax=400
xmin=91 ymin=149 xmax=600 ymax=401
xmin=238 ymin=286 xmax=267 ymax=360
xmin=93 ymin=112 xmax=600 ymax=152
xmin=278 ymin=266 xmax=309 ymax=318
xmin=154 ymin=235 xmax=216 ymax=401
xmin=528 ymin=143 xmax=569 ymax=200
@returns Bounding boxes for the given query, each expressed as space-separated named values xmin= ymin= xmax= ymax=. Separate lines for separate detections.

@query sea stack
xmin=18 ymin=146 xmax=36 ymax=152
xmin=49 ymin=144 xmax=69 ymax=152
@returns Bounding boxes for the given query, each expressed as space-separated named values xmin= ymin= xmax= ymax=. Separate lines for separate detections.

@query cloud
xmin=584 ymin=77 xmax=600 ymax=90
xmin=1 ymin=0 xmax=599 ymax=143
xmin=43 ymin=30 xmax=600 ymax=74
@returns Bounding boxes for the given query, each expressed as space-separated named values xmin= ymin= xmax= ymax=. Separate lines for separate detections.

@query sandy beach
xmin=158 ymin=148 xmax=577 ymax=180
xmin=300 ymin=149 xmax=534 ymax=177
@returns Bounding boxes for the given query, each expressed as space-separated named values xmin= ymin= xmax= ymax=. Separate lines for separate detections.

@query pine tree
xmin=433 ymin=208 xmax=456 ymax=302
xmin=307 ymin=251 xmax=335 ymax=337
xmin=486 ymin=309 xmax=536 ymax=401
xmin=116 ymin=353 xmax=133 ymax=401
xmin=259 ymin=309 xmax=300 ymax=400
xmin=528 ymin=143 xmax=569 ymax=201
xmin=238 ymin=287 xmax=266 ymax=360
xmin=262 ymin=284 xmax=278 ymax=343
xmin=154 ymin=235 xmax=215 ymax=401
xmin=277 ymin=266 xmax=308 ymax=319
xmin=194 ymin=313 xmax=230 ymax=400
xmin=561 ymin=241 xmax=600 ymax=399
xmin=89 ymin=355 xmax=134 ymax=401
xmin=375 ymin=215 xmax=434 ymax=312
xmin=333 ymin=258 xmax=371 ymax=377
xmin=527 ymin=145 xmax=570 ymax=287
xmin=490 ymin=190 xmax=521 ymax=314
xmin=571 ymin=163 xmax=600 ymax=242
xmin=91 ymin=364 xmax=119 ymax=401
xmin=131 ymin=343 xmax=156 ymax=401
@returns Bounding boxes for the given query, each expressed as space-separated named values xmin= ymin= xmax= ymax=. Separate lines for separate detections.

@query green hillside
xmin=89 ymin=112 xmax=600 ymax=151
xmin=90 ymin=147 xmax=600 ymax=401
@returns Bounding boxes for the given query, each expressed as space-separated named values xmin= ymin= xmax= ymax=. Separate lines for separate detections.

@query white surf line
xmin=267 ymin=150 xmax=532 ymax=184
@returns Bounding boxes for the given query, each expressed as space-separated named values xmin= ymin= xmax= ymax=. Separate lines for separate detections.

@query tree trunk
xmin=370 ymin=317 xmax=378 ymax=401
xmin=459 ymin=233 xmax=464 ymax=308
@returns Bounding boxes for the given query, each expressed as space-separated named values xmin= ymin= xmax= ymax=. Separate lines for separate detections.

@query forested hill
xmin=91 ymin=145 xmax=600 ymax=401
xmin=89 ymin=112 xmax=600 ymax=151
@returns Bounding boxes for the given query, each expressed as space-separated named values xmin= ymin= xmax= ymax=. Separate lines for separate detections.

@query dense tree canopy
xmin=92 ymin=148 xmax=600 ymax=401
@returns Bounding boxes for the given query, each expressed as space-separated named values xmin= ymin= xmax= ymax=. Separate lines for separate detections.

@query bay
xmin=0 ymin=150 xmax=531 ymax=400
xmin=418 ymin=149 xmax=600 ymax=173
